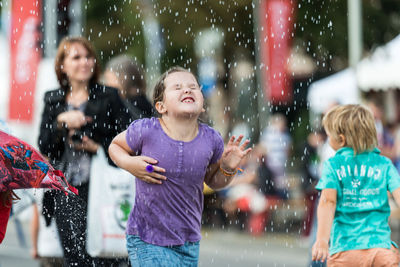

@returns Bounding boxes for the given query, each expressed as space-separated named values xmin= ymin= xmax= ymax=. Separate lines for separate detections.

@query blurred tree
xmin=85 ymin=0 xmax=146 ymax=67
xmin=85 ymin=0 xmax=254 ymax=73
xmin=85 ymin=0 xmax=400 ymax=74
xmin=294 ymin=0 xmax=400 ymax=72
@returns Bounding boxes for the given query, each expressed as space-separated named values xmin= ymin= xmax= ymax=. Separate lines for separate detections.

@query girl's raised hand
xmin=128 ymin=156 xmax=167 ymax=185
xmin=220 ymin=135 xmax=252 ymax=171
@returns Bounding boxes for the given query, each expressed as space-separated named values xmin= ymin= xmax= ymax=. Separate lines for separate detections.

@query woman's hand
xmin=56 ymin=110 xmax=91 ymax=129
xmin=70 ymin=135 xmax=99 ymax=154
xmin=220 ymin=135 xmax=252 ymax=172
xmin=127 ymin=156 xmax=167 ymax=184
xmin=311 ymin=239 xmax=329 ymax=263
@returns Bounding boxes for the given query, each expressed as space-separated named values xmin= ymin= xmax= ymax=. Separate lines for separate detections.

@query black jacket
xmin=38 ymin=84 xmax=132 ymax=166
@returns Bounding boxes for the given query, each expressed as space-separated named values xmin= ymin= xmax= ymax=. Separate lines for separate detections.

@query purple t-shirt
xmin=125 ymin=117 xmax=224 ymax=246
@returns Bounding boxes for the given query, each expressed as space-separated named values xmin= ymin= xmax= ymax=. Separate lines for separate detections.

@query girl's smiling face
xmin=156 ymin=71 xmax=204 ymax=118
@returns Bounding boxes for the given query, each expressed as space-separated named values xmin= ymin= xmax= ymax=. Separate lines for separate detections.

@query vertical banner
xmin=9 ymin=0 xmax=42 ymax=122
xmin=259 ymin=0 xmax=295 ymax=105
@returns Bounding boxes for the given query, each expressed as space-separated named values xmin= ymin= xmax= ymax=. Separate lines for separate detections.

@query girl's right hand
xmin=311 ymin=239 xmax=329 ymax=262
xmin=56 ymin=110 xmax=91 ymax=129
xmin=129 ymin=156 xmax=167 ymax=184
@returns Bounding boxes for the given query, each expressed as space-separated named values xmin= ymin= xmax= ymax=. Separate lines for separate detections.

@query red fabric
xmin=302 ymin=191 xmax=319 ymax=237
xmin=236 ymin=196 xmax=251 ymax=211
xmin=259 ymin=0 xmax=295 ymax=104
xmin=0 ymin=130 xmax=77 ymax=195
xmin=0 ymin=202 xmax=11 ymax=244
xmin=248 ymin=196 xmax=282 ymax=236
xmin=249 ymin=212 xmax=268 ymax=236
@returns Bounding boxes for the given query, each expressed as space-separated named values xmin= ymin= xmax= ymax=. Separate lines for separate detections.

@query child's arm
xmin=392 ymin=187 xmax=400 ymax=207
xmin=227 ymin=167 xmax=257 ymax=187
xmin=108 ymin=130 xmax=166 ymax=184
xmin=30 ymin=203 xmax=39 ymax=258
xmin=204 ymin=135 xmax=251 ymax=190
xmin=312 ymin=188 xmax=337 ymax=263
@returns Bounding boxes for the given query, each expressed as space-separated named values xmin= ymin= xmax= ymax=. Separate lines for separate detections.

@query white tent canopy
xmin=357 ymin=34 xmax=400 ymax=91
xmin=307 ymin=69 xmax=359 ymax=114
xmin=308 ymin=34 xmax=400 ymax=115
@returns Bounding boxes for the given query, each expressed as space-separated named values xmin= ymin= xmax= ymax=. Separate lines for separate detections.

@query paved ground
xmin=199 ymin=228 xmax=309 ymax=267
xmin=0 ymin=219 xmax=310 ymax=267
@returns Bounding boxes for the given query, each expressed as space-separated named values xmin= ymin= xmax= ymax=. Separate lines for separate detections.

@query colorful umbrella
xmin=0 ymin=130 xmax=77 ymax=195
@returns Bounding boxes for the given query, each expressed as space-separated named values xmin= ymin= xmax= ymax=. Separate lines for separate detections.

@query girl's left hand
xmin=220 ymin=135 xmax=252 ymax=171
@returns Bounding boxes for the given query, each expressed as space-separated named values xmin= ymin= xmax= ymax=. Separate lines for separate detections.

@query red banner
xmin=259 ymin=0 xmax=295 ymax=105
xmin=9 ymin=0 xmax=42 ymax=122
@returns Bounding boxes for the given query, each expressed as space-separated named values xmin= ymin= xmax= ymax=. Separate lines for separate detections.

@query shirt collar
xmin=335 ymin=147 xmax=380 ymax=156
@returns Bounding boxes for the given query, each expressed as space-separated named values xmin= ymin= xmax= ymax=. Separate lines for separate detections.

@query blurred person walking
xmin=108 ymin=66 xmax=251 ymax=266
xmin=30 ymin=190 xmax=63 ymax=267
xmin=38 ymin=36 xmax=130 ymax=266
xmin=104 ymin=54 xmax=154 ymax=119
xmin=222 ymin=143 xmax=281 ymax=236
xmin=259 ymin=113 xmax=292 ymax=199
xmin=366 ymin=100 xmax=396 ymax=160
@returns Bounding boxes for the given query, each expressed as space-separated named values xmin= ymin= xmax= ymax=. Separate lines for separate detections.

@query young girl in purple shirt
xmin=109 ymin=66 xmax=251 ymax=266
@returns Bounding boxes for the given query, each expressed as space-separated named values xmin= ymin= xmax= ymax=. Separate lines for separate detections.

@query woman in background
xmin=38 ymin=36 xmax=130 ymax=266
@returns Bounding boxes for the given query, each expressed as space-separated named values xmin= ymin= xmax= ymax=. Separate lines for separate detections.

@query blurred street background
xmin=2 ymin=0 xmax=400 ymax=266
xmin=0 ymin=218 xmax=308 ymax=267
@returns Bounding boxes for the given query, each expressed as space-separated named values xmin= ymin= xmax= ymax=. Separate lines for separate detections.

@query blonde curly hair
xmin=322 ymin=104 xmax=378 ymax=154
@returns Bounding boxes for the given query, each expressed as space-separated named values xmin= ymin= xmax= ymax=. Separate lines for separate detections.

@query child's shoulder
xmin=328 ymin=147 xmax=392 ymax=165
xmin=358 ymin=147 xmax=391 ymax=164
xmin=127 ymin=117 xmax=160 ymax=137
xmin=199 ymin=122 xmax=223 ymax=140
xmin=129 ymin=117 xmax=158 ymax=128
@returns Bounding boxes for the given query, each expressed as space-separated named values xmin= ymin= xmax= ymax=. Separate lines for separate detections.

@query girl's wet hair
xmin=322 ymin=104 xmax=378 ymax=154
xmin=152 ymin=66 xmax=199 ymax=106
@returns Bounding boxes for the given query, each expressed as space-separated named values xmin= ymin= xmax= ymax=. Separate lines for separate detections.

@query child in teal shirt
xmin=312 ymin=104 xmax=400 ymax=266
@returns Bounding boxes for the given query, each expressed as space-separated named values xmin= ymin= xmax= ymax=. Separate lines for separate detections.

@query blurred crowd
xmin=203 ymin=97 xmax=400 ymax=245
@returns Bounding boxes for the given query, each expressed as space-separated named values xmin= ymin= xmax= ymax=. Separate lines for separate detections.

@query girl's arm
xmin=227 ymin=166 xmax=258 ymax=187
xmin=205 ymin=135 xmax=251 ymax=190
xmin=312 ymin=188 xmax=337 ymax=263
xmin=108 ymin=131 xmax=166 ymax=184
xmin=30 ymin=204 xmax=39 ymax=258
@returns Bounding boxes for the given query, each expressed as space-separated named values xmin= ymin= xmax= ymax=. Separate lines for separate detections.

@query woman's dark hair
xmin=54 ymin=36 xmax=101 ymax=90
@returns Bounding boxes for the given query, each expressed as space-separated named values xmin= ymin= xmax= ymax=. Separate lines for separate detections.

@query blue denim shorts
xmin=126 ymin=235 xmax=200 ymax=267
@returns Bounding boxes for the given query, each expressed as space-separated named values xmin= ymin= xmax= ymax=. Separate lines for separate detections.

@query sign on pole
xmin=9 ymin=0 xmax=42 ymax=122
xmin=259 ymin=0 xmax=295 ymax=105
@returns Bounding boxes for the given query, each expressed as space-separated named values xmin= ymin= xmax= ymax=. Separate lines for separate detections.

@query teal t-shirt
xmin=316 ymin=147 xmax=400 ymax=255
